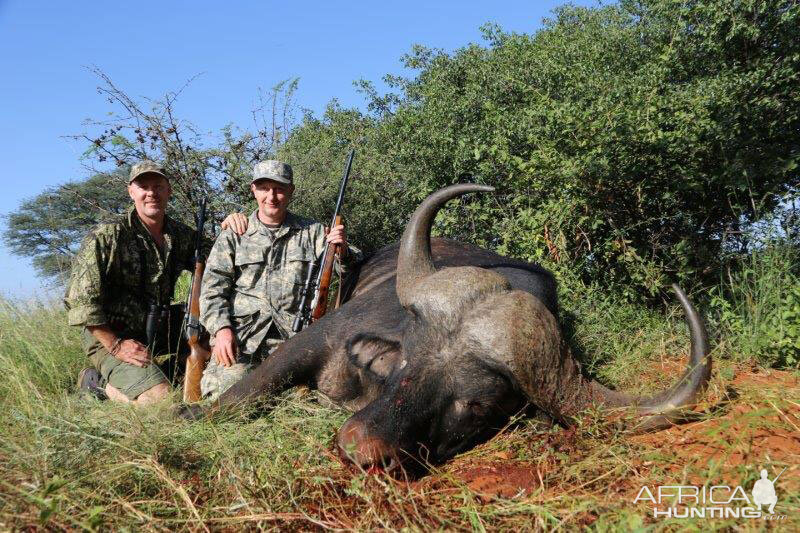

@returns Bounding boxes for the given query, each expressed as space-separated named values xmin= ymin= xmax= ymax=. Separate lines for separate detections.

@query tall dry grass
xmin=0 ymin=244 xmax=797 ymax=530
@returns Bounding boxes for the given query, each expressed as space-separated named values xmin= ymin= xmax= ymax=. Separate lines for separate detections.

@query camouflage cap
xmin=129 ymin=160 xmax=169 ymax=184
xmin=252 ymin=160 xmax=293 ymax=185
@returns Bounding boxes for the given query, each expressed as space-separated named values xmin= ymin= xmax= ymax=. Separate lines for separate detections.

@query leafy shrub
xmin=709 ymin=243 xmax=800 ymax=368
xmin=283 ymin=0 xmax=800 ymax=298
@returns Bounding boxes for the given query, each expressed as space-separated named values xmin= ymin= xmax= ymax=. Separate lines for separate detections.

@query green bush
xmin=709 ymin=243 xmax=800 ymax=368
xmin=282 ymin=0 xmax=800 ymax=298
xmin=6 ymin=1 xmax=798 ymax=301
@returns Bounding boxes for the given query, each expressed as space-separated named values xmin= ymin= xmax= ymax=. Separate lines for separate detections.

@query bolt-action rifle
xmin=292 ymin=149 xmax=355 ymax=333
xmin=183 ymin=199 xmax=212 ymax=403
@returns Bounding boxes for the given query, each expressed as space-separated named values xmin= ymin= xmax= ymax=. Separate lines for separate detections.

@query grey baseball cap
xmin=129 ymin=160 xmax=169 ymax=184
xmin=252 ymin=160 xmax=293 ymax=185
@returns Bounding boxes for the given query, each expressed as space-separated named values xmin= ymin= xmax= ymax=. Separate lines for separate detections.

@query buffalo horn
xmin=588 ymin=284 xmax=712 ymax=431
xmin=396 ymin=183 xmax=495 ymax=309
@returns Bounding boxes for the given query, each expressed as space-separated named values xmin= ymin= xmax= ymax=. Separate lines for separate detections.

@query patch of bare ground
xmin=618 ymin=364 xmax=800 ymax=527
xmin=450 ymin=460 xmax=545 ymax=501
xmin=630 ymin=367 xmax=799 ymax=483
xmin=233 ymin=363 xmax=798 ymax=530
xmin=325 ymin=364 xmax=797 ymax=528
xmin=413 ymin=451 xmax=547 ymax=502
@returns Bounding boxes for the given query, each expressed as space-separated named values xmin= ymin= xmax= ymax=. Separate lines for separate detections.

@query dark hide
xmin=212 ymin=238 xmax=556 ymax=412
xmin=183 ymin=187 xmax=709 ymax=473
xmin=189 ymin=239 xmax=556 ymax=466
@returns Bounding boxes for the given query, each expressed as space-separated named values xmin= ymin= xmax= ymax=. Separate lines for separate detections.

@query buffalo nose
xmin=337 ymin=418 xmax=395 ymax=470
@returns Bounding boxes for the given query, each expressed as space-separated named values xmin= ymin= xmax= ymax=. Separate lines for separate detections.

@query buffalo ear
xmin=347 ymin=334 xmax=403 ymax=379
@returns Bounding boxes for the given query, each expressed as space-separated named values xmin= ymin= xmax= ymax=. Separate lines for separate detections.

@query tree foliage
xmin=4 ymin=73 xmax=300 ymax=279
xmin=5 ymin=0 xmax=800 ymax=296
xmin=283 ymin=0 xmax=799 ymax=297
xmin=277 ymin=103 xmax=418 ymax=255
xmin=3 ymin=171 xmax=130 ymax=279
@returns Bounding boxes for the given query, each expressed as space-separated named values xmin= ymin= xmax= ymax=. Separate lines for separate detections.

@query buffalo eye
xmin=454 ymin=399 xmax=488 ymax=418
xmin=467 ymin=400 xmax=489 ymax=418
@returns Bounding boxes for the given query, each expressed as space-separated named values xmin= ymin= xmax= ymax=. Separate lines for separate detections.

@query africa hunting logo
xmin=633 ymin=467 xmax=788 ymax=521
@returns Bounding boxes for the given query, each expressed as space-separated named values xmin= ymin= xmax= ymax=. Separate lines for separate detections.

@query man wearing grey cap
xmin=65 ymin=160 xmax=209 ymax=404
xmin=198 ymin=160 xmax=360 ymax=401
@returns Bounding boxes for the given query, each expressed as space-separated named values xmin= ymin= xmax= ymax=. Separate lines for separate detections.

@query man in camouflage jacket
xmin=199 ymin=160 xmax=361 ymax=400
xmin=65 ymin=161 xmax=208 ymax=404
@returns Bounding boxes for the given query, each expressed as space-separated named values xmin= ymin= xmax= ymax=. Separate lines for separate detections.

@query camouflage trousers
xmin=200 ymin=336 xmax=284 ymax=401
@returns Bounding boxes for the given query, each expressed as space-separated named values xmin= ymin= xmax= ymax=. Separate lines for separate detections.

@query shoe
xmin=77 ymin=367 xmax=108 ymax=400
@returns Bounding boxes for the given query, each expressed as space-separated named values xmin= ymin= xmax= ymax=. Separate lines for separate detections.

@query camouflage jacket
xmin=64 ymin=205 xmax=205 ymax=340
xmin=200 ymin=210 xmax=362 ymax=355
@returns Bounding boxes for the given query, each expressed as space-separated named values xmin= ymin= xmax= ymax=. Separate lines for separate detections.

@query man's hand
xmin=326 ymin=224 xmax=347 ymax=247
xmin=87 ymin=325 xmax=151 ymax=367
xmin=113 ymin=339 xmax=152 ymax=368
xmin=213 ymin=327 xmax=237 ymax=367
xmin=220 ymin=212 xmax=249 ymax=235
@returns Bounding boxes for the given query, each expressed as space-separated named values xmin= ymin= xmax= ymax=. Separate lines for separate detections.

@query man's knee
xmin=98 ymin=350 xmax=170 ymax=401
xmin=105 ymin=381 xmax=170 ymax=405
xmin=105 ymin=383 xmax=131 ymax=403
xmin=135 ymin=382 xmax=170 ymax=405
xmin=200 ymin=360 xmax=254 ymax=401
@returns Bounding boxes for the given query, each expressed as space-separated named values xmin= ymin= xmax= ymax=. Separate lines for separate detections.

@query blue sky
xmin=0 ymin=0 xmax=592 ymax=298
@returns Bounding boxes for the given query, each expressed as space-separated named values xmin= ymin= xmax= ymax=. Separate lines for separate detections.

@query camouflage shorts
xmin=83 ymin=330 xmax=169 ymax=400
xmin=200 ymin=337 xmax=283 ymax=401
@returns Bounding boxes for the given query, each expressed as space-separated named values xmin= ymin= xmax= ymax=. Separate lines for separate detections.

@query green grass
xmin=0 ymin=245 xmax=798 ymax=530
xmin=708 ymin=243 xmax=800 ymax=368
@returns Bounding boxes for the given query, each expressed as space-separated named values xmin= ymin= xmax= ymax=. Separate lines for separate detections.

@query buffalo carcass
xmin=183 ymin=184 xmax=711 ymax=472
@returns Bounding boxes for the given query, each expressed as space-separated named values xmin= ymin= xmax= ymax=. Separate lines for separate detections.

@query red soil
xmin=630 ymin=367 xmax=799 ymax=489
xmin=452 ymin=461 xmax=545 ymax=501
xmin=435 ymin=367 xmax=799 ymax=502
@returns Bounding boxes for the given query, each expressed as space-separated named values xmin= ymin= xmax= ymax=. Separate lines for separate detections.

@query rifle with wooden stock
xmin=183 ymin=199 xmax=211 ymax=403
xmin=292 ymin=149 xmax=355 ymax=333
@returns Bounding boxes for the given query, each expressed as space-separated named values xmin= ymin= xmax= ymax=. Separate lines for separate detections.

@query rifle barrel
xmin=194 ymin=199 xmax=207 ymax=262
xmin=292 ymin=149 xmax=355 ymax=332
xmin=329 ymin=149 xmax=354 ymax=229
xmin=315 ymin=149 xmax=354 ymax=295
